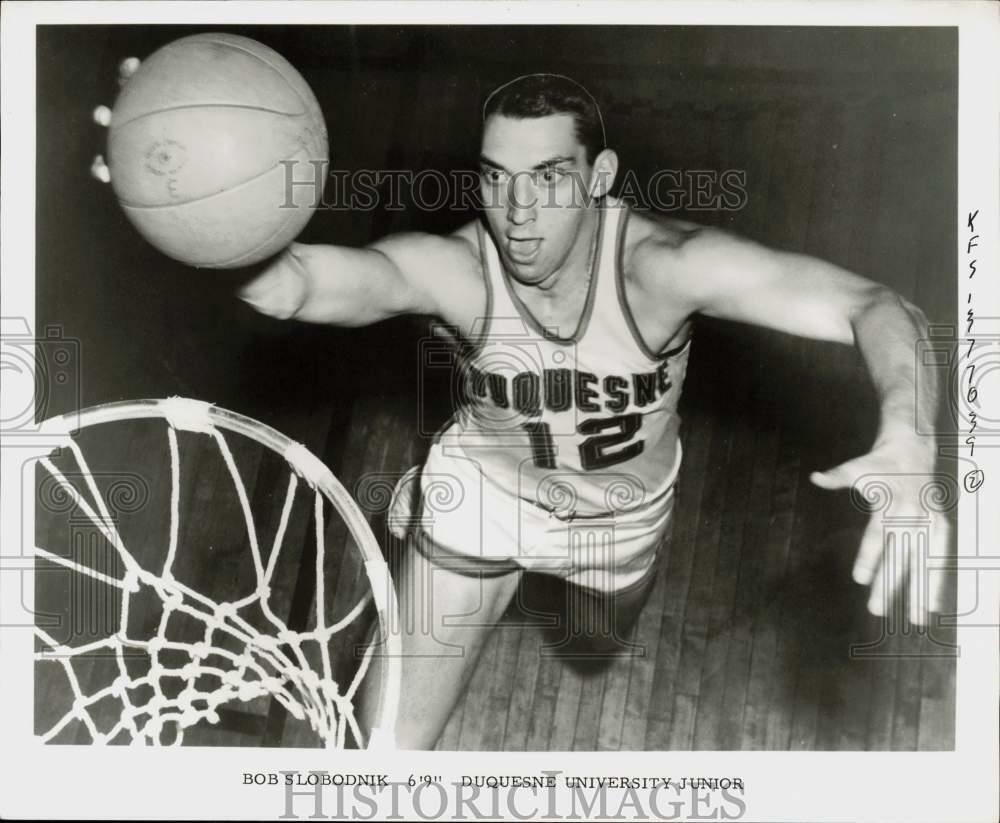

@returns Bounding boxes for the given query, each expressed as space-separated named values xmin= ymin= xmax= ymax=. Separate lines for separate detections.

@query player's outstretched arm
xmin=239 ymin=230 xmax=479 ymax=326
xmin=649 ymin=227 xmax=946 ymax=624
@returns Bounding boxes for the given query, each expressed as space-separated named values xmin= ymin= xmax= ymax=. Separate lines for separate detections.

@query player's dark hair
xmin=482 ymin=74 xmax=607 ymax=164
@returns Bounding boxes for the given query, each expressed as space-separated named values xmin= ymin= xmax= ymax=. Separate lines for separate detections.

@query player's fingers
xmin=866 ymin=530 xmax=907 ymax=619
xmin=877 ymin=530 xmax=909 ymax=621
xmin=866 ymin=556 xmax=887 ymax=617
xmin=927 ymin=516 xmax=952 ymax=614
xmin=852 ymin=520 xmax=883 ymax=585
xmin=118 ymin=57 xmax=141 ymax=84
xmin=239 ymin=266 xmax=286 ymax=302
xmin=238 ymin=255 xmax=308 ymax=319
xmin=908 ymin=533 xmax=928 ymax=626
xmin=90 ymin=154 xmax=111 ymax=183
xmin=927 ymin=563 xmax=947 ymax=616
xmin=809 ymin=457 xmax=866 ymax=491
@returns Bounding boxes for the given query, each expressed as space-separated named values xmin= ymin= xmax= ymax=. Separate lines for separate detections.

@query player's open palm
xmin=810 ymin=435 xmax=949 ymax=626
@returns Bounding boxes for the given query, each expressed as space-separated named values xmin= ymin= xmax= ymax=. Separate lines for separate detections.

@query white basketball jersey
xmin=441 ymin=196 xmax=691 ymax=517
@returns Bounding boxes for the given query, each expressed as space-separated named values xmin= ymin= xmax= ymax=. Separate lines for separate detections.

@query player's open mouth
xmin=507 ymin=237 xmax=541 ymax=263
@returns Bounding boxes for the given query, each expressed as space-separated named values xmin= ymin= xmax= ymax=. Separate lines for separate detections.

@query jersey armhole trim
xmin=466 ymin=221 xmax=494 ymax=355
xmin=615 ymin=209 xmax=693 ymax=361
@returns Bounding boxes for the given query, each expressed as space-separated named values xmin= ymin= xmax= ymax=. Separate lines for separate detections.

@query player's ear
xmin=588 ymin=148 xmax=618 ymax=199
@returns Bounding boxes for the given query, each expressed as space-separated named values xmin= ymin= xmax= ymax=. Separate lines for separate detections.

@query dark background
xmin=35 ymin=25 xmax=958 ymax=751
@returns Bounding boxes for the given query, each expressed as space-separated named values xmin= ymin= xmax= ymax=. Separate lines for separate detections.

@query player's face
xmin=479 ymin=114 xmax=597 ymax=288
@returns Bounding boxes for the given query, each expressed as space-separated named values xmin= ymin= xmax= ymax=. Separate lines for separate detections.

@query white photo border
xmin=1 ymin=2 xmax=997 ymax=821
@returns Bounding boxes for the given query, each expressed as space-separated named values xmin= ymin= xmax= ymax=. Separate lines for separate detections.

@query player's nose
xmin=506 ymin=174 xmax=538 ymax=224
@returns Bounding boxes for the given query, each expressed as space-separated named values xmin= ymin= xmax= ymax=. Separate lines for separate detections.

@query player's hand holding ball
xmin=238 ymin=243 xmax=312 ymax=320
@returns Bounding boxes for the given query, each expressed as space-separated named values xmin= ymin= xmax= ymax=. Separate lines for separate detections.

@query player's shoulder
xmin=622 ymin=209 xmax=738 ymax=296
xmin=428 ymin=221 xmax=488 ymax=334
xmin=624 ymin=210 xmax=723 ymax=269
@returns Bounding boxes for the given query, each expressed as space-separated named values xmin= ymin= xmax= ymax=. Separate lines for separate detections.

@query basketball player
xmin=241 ymin=75 xmax=945 ymax=749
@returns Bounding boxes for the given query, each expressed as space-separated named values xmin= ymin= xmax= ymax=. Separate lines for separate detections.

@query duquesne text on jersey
xmin=459 ymin=359 xmax=676 ymax=416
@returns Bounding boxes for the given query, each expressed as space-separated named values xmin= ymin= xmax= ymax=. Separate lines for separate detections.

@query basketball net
xmin=32 ymin=397 xmax=399 ymax=749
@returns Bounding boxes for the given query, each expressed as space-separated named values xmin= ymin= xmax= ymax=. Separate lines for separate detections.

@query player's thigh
xmin=396 ymin=529 xmax=523 ymax=638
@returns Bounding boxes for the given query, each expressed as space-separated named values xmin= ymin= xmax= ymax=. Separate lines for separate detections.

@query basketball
xmin=105 ymin=33 xmax=328 ymax=268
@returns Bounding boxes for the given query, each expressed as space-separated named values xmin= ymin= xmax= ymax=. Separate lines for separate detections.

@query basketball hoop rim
xmin=35 ymin=396 xmax=401 ymax=750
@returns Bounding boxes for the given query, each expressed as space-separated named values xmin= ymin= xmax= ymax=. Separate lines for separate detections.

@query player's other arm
xmin=239 ymin=230 xmax=478 ymax=326
xmin=660 ymin=227 xmax=937 ymax=443
xmin=648 ymin=226 xmax=944 ymax=623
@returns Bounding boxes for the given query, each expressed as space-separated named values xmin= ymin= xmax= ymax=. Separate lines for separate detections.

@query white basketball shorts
xmin=390 ymin=441 xmax=680 ymax=594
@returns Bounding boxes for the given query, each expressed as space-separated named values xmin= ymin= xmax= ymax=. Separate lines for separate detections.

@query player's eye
xmin=480 ymin=167 xmax=507 ymax=185
xmin=537 ymin=168 xmax=563 ymax=185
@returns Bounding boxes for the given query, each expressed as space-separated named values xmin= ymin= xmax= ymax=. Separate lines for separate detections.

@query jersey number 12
xmin=522 ymin=413 xmax=644 ymax=471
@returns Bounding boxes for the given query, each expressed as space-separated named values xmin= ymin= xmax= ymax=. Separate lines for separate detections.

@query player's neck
xmin=516 ymin=206 xmax=601 ymax=300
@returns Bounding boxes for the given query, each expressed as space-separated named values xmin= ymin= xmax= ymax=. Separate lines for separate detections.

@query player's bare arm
xmin=238 ymin=222 xmax=486 ymax=332
xmin=624 ymin=214 xmax=945 ymax=624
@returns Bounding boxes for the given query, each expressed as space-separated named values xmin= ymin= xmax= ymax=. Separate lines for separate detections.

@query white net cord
xmin=34 ymin=409 xmax=385 ymax=748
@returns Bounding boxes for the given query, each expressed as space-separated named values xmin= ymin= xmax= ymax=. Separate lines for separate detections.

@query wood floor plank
xmin=525 ymin=645 xmax=562 ymax=751
xmin=480 ymin=622 xmax=523 ymax=751
xmin=762 ymin=407 xmax=805 ymax=751
xmin=740 ymin=619 xmax=779 ymax=749
xmin=739 ymin=372 xmax=793 ymax=748
xmin=677 ymin=396 xmax=733 ymax=746
xmin=547 ymin=662 xmax=582 ymax=751
xmin=716 ymin=612 xmax=754 ymax=750
xmin=666 ymin=692 xmax=698 ymax=750
xmin=596 ymin=654 xmax=633 ymax=751
xmin=500 ymin=615 xmax=544 ymax=751
xmin=456 ymin=623 xmax=502 ymax=750
xmin=620 ymin=560 xmax=669 ymax=749
xmin=694 ymin=344 xmax=756 ymax=749
xmin=788 ymin=665 xmax=820 ymax=751
xmin=692 ymin=625 xmax=731 ymax=749
xmin=827 ymin=625 xmax=874 ymax=752
xmin=890 ymin=646 xmax=922 ymax=751
xmin=863 ymin=624 xmax=901 ymax=751
xmin=572 ymin=667 xmax=607 ymax=751
xmin=916 ymin=633 xmax=956 ymax=751
xmin=731 ymin=408 xmax=780 ymax=750
xmin=643 ymin=408 xmax=715 ymax=748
